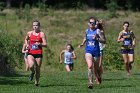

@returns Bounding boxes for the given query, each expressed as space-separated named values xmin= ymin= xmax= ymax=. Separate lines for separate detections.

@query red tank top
xmin=29 ymin=32 xmax=42 ymax=54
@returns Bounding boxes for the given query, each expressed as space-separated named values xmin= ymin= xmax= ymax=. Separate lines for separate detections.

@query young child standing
xmin=60 ymin=44 xmax=77 ymax=72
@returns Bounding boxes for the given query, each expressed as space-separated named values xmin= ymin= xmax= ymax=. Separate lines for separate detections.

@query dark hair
xmin=33 ymin=20 xmax=40 ymax=26
xmin=97 ymin=23 xmax=104 ymax=30
xmin=89 ymin=17 xmax=96 ymax=20
xmin=66 ymin=44 xmax=74 ymax=51
xmin=89 ymin=17 xmax=96 ymax=23
xmin=123 ymin=21 xmax=129 ymax=27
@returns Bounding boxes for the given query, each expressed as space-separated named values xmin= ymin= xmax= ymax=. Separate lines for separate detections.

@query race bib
xmin=88 ymin=41 xmax=95 ymax=46
xmin=124 ymin=41 xmax=130 ymax=46
xmin=66 ymin=57 xmax=71 ymax=62
xmin=31 ymin=44 xmax=39 ymax=50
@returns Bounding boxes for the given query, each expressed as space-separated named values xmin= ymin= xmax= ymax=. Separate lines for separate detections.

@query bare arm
xmin=60 ymin=50 xmax=65 ymax=64
xmin=22 ymin=44 xmax=26 ymax=53
xmin=40 ymin=32 xmax=47 ymax=47
xmin=71 ymin=51 xmax=77 ymax=59
xmin=131 ymin=31 xmax=136 ymax=46
xmin=22 ymin=44 xmax=28 ymax=53
xmin=117 ymin=31 xmax=124 ymax=42
xmin=78 ymin=31 xmax=86 ymax=48
xmin=133 ymin=38 xmax=136 ymax=47
xmin=78 ymin=37 xmax=86 ymax=48
xmin=24 ymin=32 xmax=30 ymax=46
xmin=97 ymin=29 xmax=106 ymax=44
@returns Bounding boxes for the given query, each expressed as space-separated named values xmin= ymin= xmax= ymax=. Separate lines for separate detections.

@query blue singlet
xmin=85 ymin=28 xmax=100 ymax=57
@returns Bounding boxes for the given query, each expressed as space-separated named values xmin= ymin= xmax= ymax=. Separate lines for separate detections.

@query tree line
xmin=0 ymin=0 xmax=140 ymax=10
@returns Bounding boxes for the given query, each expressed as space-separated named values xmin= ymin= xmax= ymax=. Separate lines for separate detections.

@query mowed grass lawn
xmin=0 ymin=70 xmax=140 ymax=93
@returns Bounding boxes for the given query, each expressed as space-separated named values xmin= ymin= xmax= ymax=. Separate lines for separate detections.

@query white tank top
xmin=99 ymin=42 xmax=105 ymax=51
xmin=64 ymin=51 xmax=73 ymax=64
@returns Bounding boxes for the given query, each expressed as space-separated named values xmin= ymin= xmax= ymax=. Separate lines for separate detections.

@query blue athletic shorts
xmin=120 ymin=49 xmax=134 ymax=54
xmin=85 ymin=50 xmax=100 ymax=57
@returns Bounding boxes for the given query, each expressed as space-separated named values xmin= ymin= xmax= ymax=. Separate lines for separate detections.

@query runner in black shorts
xmin=117 ymin=21 xmax=136 ymax=76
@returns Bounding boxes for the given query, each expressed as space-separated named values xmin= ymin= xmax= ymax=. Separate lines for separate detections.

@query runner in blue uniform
xmin=78 ymin=17 xmax=106 ymax=89
xmin=117 ymin=21 xmax=136 ymax=76
xmin=60 ymin=44 xmax=77 ymax=72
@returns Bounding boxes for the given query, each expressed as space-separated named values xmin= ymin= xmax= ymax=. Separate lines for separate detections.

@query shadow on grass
xmin=103 ymin=78 xmax=126 ymax=81
xmin=0 ymin=73 xmax=30 ymax=85
xmin=40 ymin=84 xmax=78 ymax=87
xmin=133 ymin=73 xmax=140 ymax=76
xmin=40 ymin=83 xmax=132 ymax=89
xmin=98 ymin=84 xmax=133 ymax=89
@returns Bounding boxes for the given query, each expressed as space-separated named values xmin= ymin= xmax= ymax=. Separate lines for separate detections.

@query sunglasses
xmin=89 ymin=22 xmax=96 ymax=25
xmin=33 ymin=25 xmax=39 ymax=26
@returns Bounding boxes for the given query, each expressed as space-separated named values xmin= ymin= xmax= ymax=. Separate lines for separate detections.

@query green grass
xmin=0 ymin=70 xmax=140 ymax=93
xmin=1 ymin=8 xmax=140 ymax=92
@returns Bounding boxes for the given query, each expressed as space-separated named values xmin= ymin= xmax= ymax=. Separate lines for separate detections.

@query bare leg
xmin=99 ymin=54 xmax=103 ymax=74
xmin=24 ymin=57 xmax=29 ymax=71
xmin=35 ymin=58 xmax=42 ymax=85
xmin=65 ymin=65 xmax=71 ymax=72
xmin=94 ymin=54 xmax=103 ymax=84
xmin=128 ymin=54 xmax=134 ymax=70
xmin=94 ymin=57 xmax=101 ymax=84
xmin=27 ymin=55 xmax=35 ymax=74
xmin=69 ymin=64 xmax=74 ymax=71
xmin=122 ymin=54 xmax=130 ymax=76
xmin=85 ymin=53 xmax=93 ymax=88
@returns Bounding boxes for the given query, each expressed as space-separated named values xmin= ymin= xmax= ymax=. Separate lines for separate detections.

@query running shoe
xmin=98 ymin=77 xmax=102 ymax=84
xmin=35 ymin=84 xmax=39 ymax=86
xmin=88 ymin=82 xmax=93 ymax=89
xmin=127 ymin=72 xmax=131 ymax=76
xmin=96 ymin=77 xmax=102 ymax=84
xmin=29 ymin=73 xmax=35 ymax=81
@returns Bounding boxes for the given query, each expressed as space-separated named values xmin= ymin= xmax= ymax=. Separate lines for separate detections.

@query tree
xmin=6 ymin=0 xmax=11 ymax=8
xmin=87 ymin=0 xmax=96 ymax=8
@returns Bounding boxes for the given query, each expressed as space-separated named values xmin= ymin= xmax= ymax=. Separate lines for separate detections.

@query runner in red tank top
xmin=24 ymin=20 xmax=47 ymax=86
xmin=29 ymin=32 xmax=42 ymax=54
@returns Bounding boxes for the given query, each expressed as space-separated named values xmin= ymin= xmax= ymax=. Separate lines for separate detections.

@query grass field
xmin=1 ymin=8 xmax=140 ymax=93
xmin=0 ymin=70 xmax=140 ymax=93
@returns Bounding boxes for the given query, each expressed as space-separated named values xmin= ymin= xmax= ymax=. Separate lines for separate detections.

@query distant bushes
xmin=103 ymin=38 xmax=123 ymax=70
xmin=0 ymin=8 xmax=137 ymax=73
xmin=0 ymin=31 xmax=23 ymax=75
xmin=16 ymin=4 xmax=32 ymax=22
xmin=1 ymin=0 xmax=140 ymax=11
xmin=106 ymin=0 xmax=118 ymax=18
